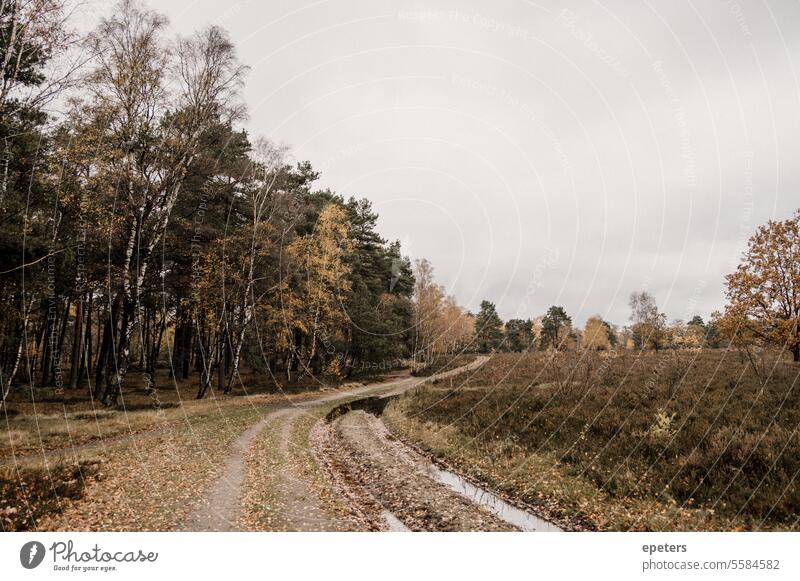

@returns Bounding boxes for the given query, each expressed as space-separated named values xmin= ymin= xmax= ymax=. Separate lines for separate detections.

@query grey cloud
xmin=108 ymin=0 xmax=800 ymax=326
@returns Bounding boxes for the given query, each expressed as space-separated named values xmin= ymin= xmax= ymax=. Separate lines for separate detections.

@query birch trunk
xmin=1 ymin=293 xmax=36 ymax=406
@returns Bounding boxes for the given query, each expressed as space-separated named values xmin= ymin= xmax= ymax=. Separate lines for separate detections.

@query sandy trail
xmin=182 ymin=409 xmax=283 ymax=531
xmin=183 ymin=357 xmax=488 ymax=531
xmin=265 ymin=408 xmax=353 ymax=531
xmin=323 ymin=409 xmax=516 ymax=531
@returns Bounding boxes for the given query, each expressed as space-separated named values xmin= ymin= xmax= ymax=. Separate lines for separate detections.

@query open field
xmin=385 ymin=350 xmax=800 ymax=531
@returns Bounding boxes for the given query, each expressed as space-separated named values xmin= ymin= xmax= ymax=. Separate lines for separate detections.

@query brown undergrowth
xmin=389 ymin=350 xmax=799 ymax=530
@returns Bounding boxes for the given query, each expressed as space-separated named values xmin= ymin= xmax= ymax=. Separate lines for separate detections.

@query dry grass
xmin=33 ymin=404 xmax=268 ymax=531
xmin=389 ymin=349 xmax=800 ymax=530
xmin=1 ymin=370 xmax=390 ymax=458
xmin=412 ymin=354 xmax=478 ymax=377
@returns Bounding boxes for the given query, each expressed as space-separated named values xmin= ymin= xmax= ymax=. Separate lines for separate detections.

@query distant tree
xmin=683 ymin=316 xmax=707 ymax=348
xmin=670 ymin=319 xmax=695 ymax=349
xmin=567 ymin=328 xmax=581 ymax=351
xmin=439 ymin=298 xmax=475 ymax=354
xmin=584 ymin=316 xmax=612 ymax=350
xmin=474 ymin=300 xmax=503 ymax=353
xmin=675 ymin=315 xmax=720 ymax=348
xmin=541 ymin=306 xmax=571 ymax=350
xmin=704 ymin=320 xmax=722 ymax=348
xmin=505 ymin=318 xmax=535 ymax=352
xmin=607 ymin=323 xmax=619 ymax=347
xmin=530 ymin=315 xmax=544 ymax=346
xmin=717 ymin=210 xmax=800 ymax=361
xmin=617 ymin=326 xmax=634 ymax=349
xmin=411 ymin=259 xmax=471 ymax=365
xmin=629 ymin=291 xmax=668 ymax=350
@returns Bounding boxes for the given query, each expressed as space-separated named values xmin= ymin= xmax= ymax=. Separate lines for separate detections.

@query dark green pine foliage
xmin=0 ymin=0 xmax=53 ymax=278
xmin=541 ymin=305 xmax=571 ymax=349
xmin=164 ymin=123 xmax=256 ymax=380
xmin=604 ymin=319 xmax=617 ymax=347
xmin=0 ymin=1 xmax=60 ymax=390
xmin=504 ymin=318 xmax=535 ymax=352
xmin=341 ymin=198 xmax=414 ymax=375
xmin=474 ymin=300 xmax=504 ymax=353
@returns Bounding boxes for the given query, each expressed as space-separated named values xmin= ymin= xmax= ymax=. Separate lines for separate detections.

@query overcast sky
xmin=86 ymin=0 xmax=800 ymax=326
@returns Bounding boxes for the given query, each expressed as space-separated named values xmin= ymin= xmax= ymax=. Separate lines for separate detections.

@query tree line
xmin=0 ymin=0 xmax=440 ymax=406
xmin=469 ymin=209 xmax=800 ymax=364
xmin=2 ymin=1 xmax=798 ymax=412
xmin=468 ymin=296 xmax=719 ymax=355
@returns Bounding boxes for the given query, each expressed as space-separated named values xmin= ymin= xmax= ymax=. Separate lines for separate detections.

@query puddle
xmin=325 ymin=396 xmax=394 ymax=422
xmin=425 ymin=463 xmax=562 ymax=532
xmin=381 ymin=510 xmax=410 ymax=531
xmin=329 ymin=393 xmax=562 ymax=532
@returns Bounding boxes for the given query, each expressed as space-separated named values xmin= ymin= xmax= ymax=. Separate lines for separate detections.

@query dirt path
xmin=183 ymin=357 xmax=488 ymax=531
xmin=182 ymin=410 xmax=282 ymax=531
xmin=321 ymin=410 xmax=516 ymax=531
xmin=266 ymin=408 xmax=354 ymax=531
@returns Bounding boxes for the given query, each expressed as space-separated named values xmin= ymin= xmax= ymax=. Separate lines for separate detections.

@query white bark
xmin=1 ymin=292 xmax=36 ymax=405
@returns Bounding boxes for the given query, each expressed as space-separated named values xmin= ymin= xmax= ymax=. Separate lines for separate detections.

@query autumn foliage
xmin=716 ymin=210 xmax=800 ymax=361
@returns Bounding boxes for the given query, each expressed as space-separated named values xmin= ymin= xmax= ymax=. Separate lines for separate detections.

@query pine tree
xmin=505 ymin=319 xmax=535 ymax=352
xmin=541 ymin=306 xmax=572 ymax=350
xmin=474 ymin=300 xmax=503 ymax=353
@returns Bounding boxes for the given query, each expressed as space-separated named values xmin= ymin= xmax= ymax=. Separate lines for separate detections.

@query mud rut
xmin=183 ymin=357 xmax=559 ymax=532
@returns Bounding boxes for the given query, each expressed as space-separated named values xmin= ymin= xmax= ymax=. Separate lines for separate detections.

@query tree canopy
xmin=717 ymin=210 xmax=800 ymax=361
xmin=541 ymin=306 xmax=572 ymax=350
xmin=474 ymin=300 xmax=504 ymax=353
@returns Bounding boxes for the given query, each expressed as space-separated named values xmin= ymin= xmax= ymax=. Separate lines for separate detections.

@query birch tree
xmin=222 ymin=139 xmax=287 ymax=392
xmin=0 ymin=0 xmax=78 ymax=404
xmin=83 ymin=0 xmax=246 ymax=404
